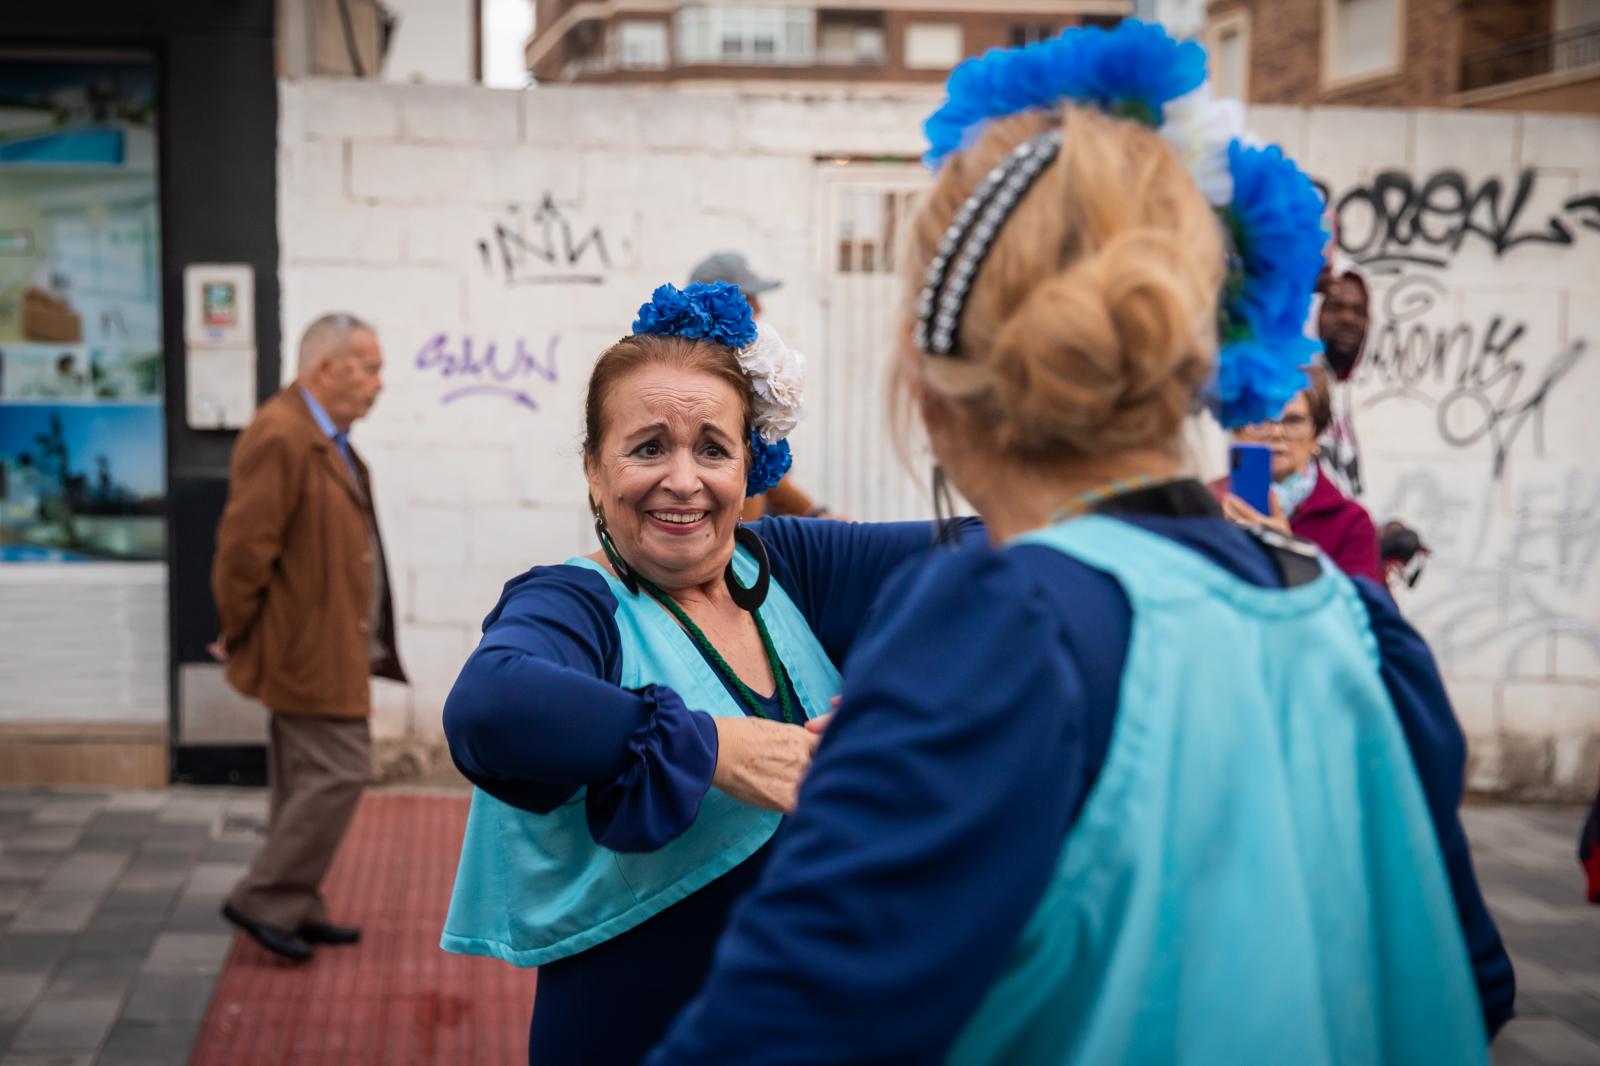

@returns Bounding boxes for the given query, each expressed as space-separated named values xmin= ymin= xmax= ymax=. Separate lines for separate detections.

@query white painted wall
xmin=0 ymin=565 xmax=167 ymax=723
xmin=277 ymin=80 xmax=1600 ymax=797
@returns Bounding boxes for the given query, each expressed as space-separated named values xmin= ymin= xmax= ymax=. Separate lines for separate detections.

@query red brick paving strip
xmin=190 ymin=793 xmax=535 ymax=1066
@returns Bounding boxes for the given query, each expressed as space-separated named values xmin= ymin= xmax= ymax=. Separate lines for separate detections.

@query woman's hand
xmin=711 ymin=716 xmax=821 ymax=813
xmin=1223 ymin=492 xmax=1291 ymax=535
xmin=803 ymin=697 xmax=841 ymax=735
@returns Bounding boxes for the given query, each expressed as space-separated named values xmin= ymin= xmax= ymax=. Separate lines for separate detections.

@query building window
xmin=1010 ymin=24 xmax=1055 ymax=47
xmin=1324 ymin=0 xmax=1403 ymax=85
xmin=1207 ymin=10 xmax=1250 ymax=100
xmin=675 ymin=5 xmax=815 ymax=65
xmin=819 ymin=19 xmax=887 ymax=65
xmin=904 ymin=23 xmax=963 ymax=70
xmin=613 ymin=20 xmax=669 ymax=69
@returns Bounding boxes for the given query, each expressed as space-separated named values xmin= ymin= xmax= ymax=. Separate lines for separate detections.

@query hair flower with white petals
xmin=1157 ymin=84 xmax=1247 ymax=208
xmin=738 ymin=322 xmax=807 ymax=446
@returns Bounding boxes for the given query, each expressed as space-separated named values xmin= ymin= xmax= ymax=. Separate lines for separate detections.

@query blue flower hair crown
xmin=920 ymin=20 xmax=1327 ymax=427
xmin=631 ymin=282 xmax=804 ymax=496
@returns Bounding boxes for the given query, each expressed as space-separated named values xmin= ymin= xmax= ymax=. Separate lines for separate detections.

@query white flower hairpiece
xmin=1157 ymin=84 xmax=1248 ymax=208
xmin=737 ymin=322 xmax=807 ymax=445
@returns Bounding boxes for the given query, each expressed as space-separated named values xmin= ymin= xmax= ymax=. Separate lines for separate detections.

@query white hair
xmin=297 ymin=312 xmax=375 ymax=373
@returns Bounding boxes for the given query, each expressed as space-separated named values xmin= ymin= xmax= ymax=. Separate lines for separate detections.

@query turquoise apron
xmin=440 ymin=546 xmax=840 ymax=967
xmin=948 ymin=517 xmax=1488 ymax=1065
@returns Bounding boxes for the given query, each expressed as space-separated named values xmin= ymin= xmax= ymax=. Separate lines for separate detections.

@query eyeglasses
xmin=1240 ymin=413 xmax=1314 ymax=438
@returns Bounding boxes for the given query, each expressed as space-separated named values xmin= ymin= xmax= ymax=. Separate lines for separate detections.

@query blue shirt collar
xmin=298 ymin=385 xmax=342 ymax=440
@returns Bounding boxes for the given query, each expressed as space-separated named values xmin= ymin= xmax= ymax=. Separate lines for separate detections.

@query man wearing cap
xmin=688 ymin=251 xmax=832 ymax=520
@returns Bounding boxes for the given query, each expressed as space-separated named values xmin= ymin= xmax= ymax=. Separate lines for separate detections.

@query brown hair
xmin=1301 ymin=363 xmax=1333 ymax=437
xmin=581 ymin=334 xmax=754 ymax=467
xmin=898 ymin=107 xmax=1225 ymax=462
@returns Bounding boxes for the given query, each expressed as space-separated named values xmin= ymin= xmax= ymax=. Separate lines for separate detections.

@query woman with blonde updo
xmin=651 ymin=23 xmax=1511 ymax=1066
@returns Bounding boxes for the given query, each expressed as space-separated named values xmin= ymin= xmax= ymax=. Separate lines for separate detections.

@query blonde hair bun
xmin=990 ymin=228 xmax=1214 ymax=457
xmin=906 ymin=107 xmax=1225 ymax=462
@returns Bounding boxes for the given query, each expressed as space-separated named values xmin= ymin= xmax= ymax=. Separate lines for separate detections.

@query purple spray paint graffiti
xmin=415 ymin=333 xmax=559 ymax=411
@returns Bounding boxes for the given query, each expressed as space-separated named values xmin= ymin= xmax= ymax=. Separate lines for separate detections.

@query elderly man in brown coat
xmin=212 ymin=312 xmax=405 ymax=962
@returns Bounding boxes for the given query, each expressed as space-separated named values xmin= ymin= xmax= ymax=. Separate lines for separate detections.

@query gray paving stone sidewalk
xmin=1 ymin=788 xmax=1597 ymax=1064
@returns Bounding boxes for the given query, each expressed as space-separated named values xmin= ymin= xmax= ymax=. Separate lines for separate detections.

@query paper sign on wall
xmin=183 ymin=263 xmax=255 ymax=429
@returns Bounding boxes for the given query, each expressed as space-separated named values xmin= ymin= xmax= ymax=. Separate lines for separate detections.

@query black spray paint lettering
xmin=1358 ymin=274 xmax=1587 ymax=479
xmin=1314 ymin=170 xmax=1600 ymax=273
xmin=1383 ymin=469 xmax=1600 ymax=677
xmin=415 ymin=334 xmax=559 ymax=411
xmin=477 ymin=194 xmax=612 ymax=285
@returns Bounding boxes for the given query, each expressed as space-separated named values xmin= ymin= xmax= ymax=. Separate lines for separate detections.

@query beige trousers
xmin=227 ymin=712 xmax=371 ymax=930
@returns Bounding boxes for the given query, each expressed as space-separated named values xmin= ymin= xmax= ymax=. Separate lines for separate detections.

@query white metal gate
xmin=810 ymin=163 xmax=936 ymax=522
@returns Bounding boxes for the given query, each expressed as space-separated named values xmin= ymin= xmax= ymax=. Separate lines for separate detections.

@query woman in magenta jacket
xmin=1226 ymin=366 xmax=1382 ymax=584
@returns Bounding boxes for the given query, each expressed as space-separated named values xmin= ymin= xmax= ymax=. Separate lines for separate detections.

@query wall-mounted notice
xmin=182 ymin=263 xmax=255 ymax=429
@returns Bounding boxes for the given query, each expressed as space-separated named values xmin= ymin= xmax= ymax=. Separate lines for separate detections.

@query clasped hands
xmin=710 ymin=704 xmax=835 ymax=813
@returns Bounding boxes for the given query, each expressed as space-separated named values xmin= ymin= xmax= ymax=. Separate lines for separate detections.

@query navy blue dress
xmin=645 ymin=482 xmax=1516 ymax=1065
xmin=443 ymin=517 xmax=981 ymax=1064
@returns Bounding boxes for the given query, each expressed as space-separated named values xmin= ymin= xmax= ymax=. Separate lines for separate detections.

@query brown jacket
xmin=212 ymin=387 xmax=404 ymax=717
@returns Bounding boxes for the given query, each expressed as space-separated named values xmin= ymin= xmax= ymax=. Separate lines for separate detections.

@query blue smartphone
xmin=1230 ymin=442 xmax=1273 ymax=515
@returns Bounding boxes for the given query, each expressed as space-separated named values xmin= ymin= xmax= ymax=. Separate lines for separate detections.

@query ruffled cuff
xmin=586 ymin=684 xmax=720 ymax=853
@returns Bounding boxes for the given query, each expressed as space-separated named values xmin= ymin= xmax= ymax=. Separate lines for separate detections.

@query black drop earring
xmin=725 ymin=525 xmax=771 ymax=612
xmin=932 ymin=465 xmax=959 ymax=548
xmin=592 ymin=505 xmax=640 ymax=595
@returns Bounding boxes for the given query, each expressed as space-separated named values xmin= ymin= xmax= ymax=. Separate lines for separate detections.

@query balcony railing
xmin=1460 ymin=22 xmax=1600 ymax=93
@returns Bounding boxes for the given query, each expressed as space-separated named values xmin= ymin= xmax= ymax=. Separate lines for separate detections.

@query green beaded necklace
xmin=636 ymin=575 xmax=798 ymax=725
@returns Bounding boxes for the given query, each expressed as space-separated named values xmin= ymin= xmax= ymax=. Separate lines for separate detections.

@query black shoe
xmin=221 ymin=903 xmax=314 ymax=962
xmin=299 ymin=920 xmax=361 ymax=945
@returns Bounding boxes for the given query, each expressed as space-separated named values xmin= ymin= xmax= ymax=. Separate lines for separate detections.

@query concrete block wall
xmin=278 ymin=80 xmax=1600 ymax=797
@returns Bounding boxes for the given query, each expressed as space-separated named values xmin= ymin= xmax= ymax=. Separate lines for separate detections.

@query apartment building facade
xmin=1200 ymin=0 xmax=1599 ymax=112
xmin=527 ymin=2 xmax=1131 ymax=87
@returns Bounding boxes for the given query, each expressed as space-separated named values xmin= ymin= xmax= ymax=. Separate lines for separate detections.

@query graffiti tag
xmin=1315 ymin=170 xmax=1600 ymax=274
xmin=477 ymin=194 xmax=612 ymax=285
xmin=1357 ymin=275 xmax=1586 ymax=479
xmin=415 ymin=333 xmax=559 ymax=411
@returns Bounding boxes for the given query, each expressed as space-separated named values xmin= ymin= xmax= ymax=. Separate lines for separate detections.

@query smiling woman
xmin=438 ymin=282 xmax=979 ymax=1065
xmin=583 ymin=334 xmax=753 ymax=589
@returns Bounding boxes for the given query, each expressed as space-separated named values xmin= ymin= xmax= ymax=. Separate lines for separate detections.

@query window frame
xmin=1206 ymin=8 xmax=1251 ymax=102
xmin=613 ymin=18 xmax=669 ymax=70
xmin=1320 ymin=0 xmax=1407 ymax=92
xmin=674 ymin=5 xmax=815 ymax=66
xmin=903 ymin=21 xmax=964 ymax=71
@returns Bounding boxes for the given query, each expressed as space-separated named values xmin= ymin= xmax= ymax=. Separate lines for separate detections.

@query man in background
xmin=211 ymin=312 xmax=405 ymax=962
xmin=689 ymin=251 xmax=832 ymax=520
xmin=1316 ymin=268 xmax=1370 ymax=497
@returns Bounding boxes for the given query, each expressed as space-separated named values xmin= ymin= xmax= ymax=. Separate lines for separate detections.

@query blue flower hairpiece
xmin=632 ymin=281 xmax=759 ymax=350
xmin=1216 ymin=142 xmax=1327 ymax=425
xmin=924 ymin=20 xmax=1207 ymax=168
xmin=746 ymin=429 xmax=792 ymax=497
xmin=920 ymin=20 xmax=1328 ymax=429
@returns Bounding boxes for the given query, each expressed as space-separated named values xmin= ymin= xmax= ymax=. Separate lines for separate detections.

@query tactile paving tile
xmin=190 ymin=793 xmax=535 ymax=1065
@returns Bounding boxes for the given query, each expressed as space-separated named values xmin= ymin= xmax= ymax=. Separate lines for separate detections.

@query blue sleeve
xmin=751 ymin=515 xmax=985 ymax=667
xmin=649 ymin=548 xmax=1090 ymax=1065
xmin=1354 ymin=577 xmax=1516 ymax=1038
xmin=442 ymin=565 xmax=719 ymax=852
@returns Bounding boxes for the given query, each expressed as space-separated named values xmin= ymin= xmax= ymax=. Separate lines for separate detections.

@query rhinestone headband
xmin=914 ymin=128 xmax=1064 ymax=357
